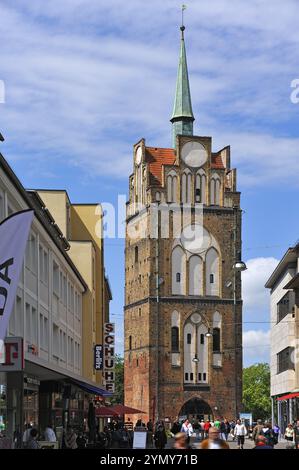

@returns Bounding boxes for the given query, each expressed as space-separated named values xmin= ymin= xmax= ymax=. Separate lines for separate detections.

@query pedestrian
xmin=273 ymin=423 xmax=280 ymax=444
xmin=220 ymin=419 xmax=230 ymax=441
xmin=76 ymin=430 xmax=87 ymax=449
xmin=214 ymin=417 xmax=221 ymax=430
xmin=180 ymin=419 xmax=193 ymax=445
xmin=64 ymin=426 xmax=78 ymax=449
xmin=253 ymin=435 xmax=274 ymax=450
xmin=146 ymin=419 xmax=153 ymax=432
xmin=119 ymin=426 xmax=130 ymax=449
xmin=173 ymin=432 xmax=191 ymax=449
xmin=252 ymin=419 xmax=264 ymax=444
xmin=203 ymin=420 xmax=211 ymax=439
xmin=44 ymin=423 xmax=56 ymax=442
xmin=124 ymin=417 xmax=133 ymax=432
xmin=154 ymin=422 xmax=167 ymax=449
xmin=234 ymin=419 xmax=247 ymax=449
xmin=193 ymin=418 xmax=200 ymax=441
xmin=27 ymin=429 xmax=40 ymax=449
xmin=200 ymin=420 xmax=205 ymax=441
xmin=230 ymin=420 xmax=236 ymax=441
xmin=22 ymin=423 xmax=32 ymax=448
xmin=261 ymin=422 xmax=276 ymax=447
xmin=171 ymin=420 xmax=181 ymax=435
xmin=284 ymin=423 xmax=295 ymax=448
xmin=201 ymin=426 xmax=229 ymax=449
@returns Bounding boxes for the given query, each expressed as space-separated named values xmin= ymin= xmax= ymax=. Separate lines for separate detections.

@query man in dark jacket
xmin=252 ymin=419 xmax=264 ymax=444
xmin=154 ymin=422 xmax=167 ymax=449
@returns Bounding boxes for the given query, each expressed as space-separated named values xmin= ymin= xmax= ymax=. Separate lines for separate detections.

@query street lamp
xmin=205 ymin=328 xmax=213 ymax=338
xmin=233 ymin=261 xmax=247 ymax=272
xmin=192 ymin=355 xmax=199 ymax=363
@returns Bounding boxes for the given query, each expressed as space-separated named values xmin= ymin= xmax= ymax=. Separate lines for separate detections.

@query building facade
xmin=0 ymin=151 xmax=112 ymax=439
xmin=266 ymin=243 xmax=299 ymax=430
xmin=124 ymin=26 xmax=244 ymax=423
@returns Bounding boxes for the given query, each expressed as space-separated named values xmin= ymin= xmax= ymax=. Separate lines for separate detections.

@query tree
xmin=242 ymin=363 xmax=271 ymax=421
xmin=110 ymin=354 xmax=124 ymax=405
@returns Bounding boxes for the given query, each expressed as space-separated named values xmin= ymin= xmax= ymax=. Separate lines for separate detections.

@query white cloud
xmin=242 ymin=257 xmax=279 ymax=312
xmin=0 ymin=1 xmax=299 ymax=184
xmin=243 ymin=329 xmax=270 ymax=365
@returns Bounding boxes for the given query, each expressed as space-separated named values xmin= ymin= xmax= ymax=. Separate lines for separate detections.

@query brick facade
xmin=124 ymin=135 xmax=243 ymax=424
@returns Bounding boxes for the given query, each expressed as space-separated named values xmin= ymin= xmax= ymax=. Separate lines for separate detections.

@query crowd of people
xmin=2 ymin=416 xmax=299 ymax=449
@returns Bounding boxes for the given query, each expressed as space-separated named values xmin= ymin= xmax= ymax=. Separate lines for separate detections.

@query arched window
xmin=167 ymin=171 xmax=178 ymax=203
xmin=171 ymin=327 xmax=179 ymax=352
xmin=172 ymin=246 xmax=186 ymax=295
xmin=129 ymin=335 xmax=132 ymax=350
xmin=182 ymin=171 xmax=192 ymax=203
xmin=210 ymin=174 xmax=221 ymax=206
xmin=195 ymin=170 xmax=206 ymax=204
xmin=205 ymin=247 xmax=220 ymax=296
xmin=212 ymin=311 xmax=222 ymax=366
xmin=212 ymin=328 xmax=221 ymax=352
xmin=134 ymin=246 xmax=138 ymax=264
xmin=188 ymin=255 xmax=203 ymax=295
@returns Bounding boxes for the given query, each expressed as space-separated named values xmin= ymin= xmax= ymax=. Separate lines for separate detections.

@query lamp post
xmin=232 ymin=206 xmax=247 ymax=420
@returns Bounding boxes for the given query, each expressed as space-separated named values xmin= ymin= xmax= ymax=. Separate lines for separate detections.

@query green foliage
xmin=242 ymin=363 xmax=271 ymax=421
xmin=110 ymin=354 xmax=124 ymax=405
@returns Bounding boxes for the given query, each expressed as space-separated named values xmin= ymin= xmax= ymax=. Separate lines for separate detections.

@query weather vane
xmin=181 ymin=4 xmax=187 ymax=28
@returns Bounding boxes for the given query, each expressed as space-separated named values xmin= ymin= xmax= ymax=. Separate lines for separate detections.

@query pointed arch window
xmin=205 ymin=247 xmax=220 ymax=296
xmin=171 ymin=327 xmax=179 ymax=352
xmin=210 ymin=174 xmax=221 ymax=206
xmin=182 ymin=170 xmax=192 ymax=203
xmin=212 ymin=328 xmax=221 ymax=353
xmin=167 ymin=171 xmax=178 ymax=203
xmin=195 ymin=170 xmax=206 ymax=204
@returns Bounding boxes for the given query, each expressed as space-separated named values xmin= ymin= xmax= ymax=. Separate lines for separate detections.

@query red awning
xmin=95 ymin=406 xmax=118 ymax=417
xmin=110 ymin=404 xmax=145 ymax=415
xmin=276 ymin=392 xmax=299 ymax=401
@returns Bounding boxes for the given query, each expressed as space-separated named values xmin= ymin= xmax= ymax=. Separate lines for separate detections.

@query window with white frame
xmin=53 ymin=262 xmax=59 ymax=296
xmin=26 ymin=233 xmax=37 ymax=273
xmin=25 ymin=303 xmax=31 ymax=343
xmin=39 ymin=245 xmax=49 ymax=285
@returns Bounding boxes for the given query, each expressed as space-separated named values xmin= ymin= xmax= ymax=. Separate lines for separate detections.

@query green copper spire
xmin=170 ymin=25 xmax=195 ymax=147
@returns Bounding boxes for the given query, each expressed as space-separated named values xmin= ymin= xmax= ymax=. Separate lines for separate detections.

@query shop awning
xmin=110 ymin=404 xmax=145 ymax=415
xmin=70 ymin=379 xmax=112 ymax=397
xmin=95 ymin=406 xmax=118 ymax=417
xmin=276 ymin=392 xmax=299 ymax=401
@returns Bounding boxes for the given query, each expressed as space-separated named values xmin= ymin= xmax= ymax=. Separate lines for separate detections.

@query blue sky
xmin=0 ymin=0 xmax=299 ymax=366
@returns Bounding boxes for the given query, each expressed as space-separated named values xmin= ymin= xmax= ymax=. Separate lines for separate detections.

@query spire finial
xmin=181 ymin=4 xmax=187 ymax=29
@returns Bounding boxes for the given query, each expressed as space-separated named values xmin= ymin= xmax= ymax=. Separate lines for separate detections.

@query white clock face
xmin=135 ymin=146 xmax=142 ymax=165
xmin=181 ymin=141 xmax=207 ymax=168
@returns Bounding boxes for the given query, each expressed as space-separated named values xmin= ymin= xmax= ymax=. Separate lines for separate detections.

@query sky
xmin=0 ymin=0 xmax=299 ymax=366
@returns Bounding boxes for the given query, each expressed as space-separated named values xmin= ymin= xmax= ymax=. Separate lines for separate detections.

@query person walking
xmin=214 ymin=417 xmax=221 ymax=430
xmin=273 ymin=423 xmax=280 ymax=444
xmin=261 ymin=422 xmax=276 ymax=447
xmin=252 ymin=419 xmax=264 ymax=444
xmin=180 ymin=419 xmax=193 ymax=445
xmin=200 ymin=427 xmax=229 ymax=449
xmin=64 ymin=426 xmax=78 ymax=449
xmin=203 ymin=420 xmax=211 ymax=439
xmin=193 ymin=418 xmax=200 ymax=441
xmin=234 ymin=419 xmax=247 ymax=449
xmin=22 ymin=424 xmax=32 ymax=449
xmin=27 ymin=429 xmax=40 ymax=449
xmin=200 ymin=420 xmax=205 ymax=441
xmin=154 ymin=422 xmax=167 ymax=450
xmin=284 ymin=423 xmax=295 ymax=448
xmin=44 ymin=423 xmax=56 ymax=442
xmin=220 ymin=419 xmax=231 ymax=441
xmin=294 ymin=420 xmax=299 ymax=449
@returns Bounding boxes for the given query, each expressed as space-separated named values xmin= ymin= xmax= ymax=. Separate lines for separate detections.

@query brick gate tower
xmin=124 ymin=24 xmax=245 ymax=424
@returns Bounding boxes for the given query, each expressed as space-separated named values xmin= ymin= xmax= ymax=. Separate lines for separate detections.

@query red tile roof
xmin=145 ymin=147 xmax=225 ymax=187
xmin=211 ymin=152 xmax=225 ymax=170
xmin=145 ymin=147 xmax=176 ymax=186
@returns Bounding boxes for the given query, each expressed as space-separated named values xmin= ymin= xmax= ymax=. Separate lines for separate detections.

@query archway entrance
xmin=178 ymin=397 xmax=213 ymax=421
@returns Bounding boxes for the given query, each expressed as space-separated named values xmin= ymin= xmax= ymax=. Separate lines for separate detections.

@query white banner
xmin=0 ymin=210 xmax=34 ymax=362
